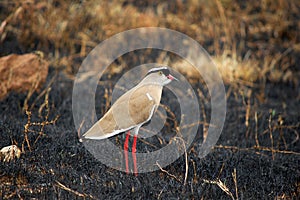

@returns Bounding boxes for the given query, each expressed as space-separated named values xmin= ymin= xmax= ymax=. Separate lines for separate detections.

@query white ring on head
xmin=147 ymin=66 xmax=168 ymax=73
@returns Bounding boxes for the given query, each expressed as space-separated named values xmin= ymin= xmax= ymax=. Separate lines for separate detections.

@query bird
xmin=81 ymin=66 xmax=177 ymax=175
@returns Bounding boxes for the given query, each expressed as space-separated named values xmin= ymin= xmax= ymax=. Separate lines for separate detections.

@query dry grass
xmin=0 ymin=1 xmax=299 ymax=198
xmin=23 ymin=80 xmax=59 ymax=152
xmin=0 ymin=0 xmax=299 ymax=87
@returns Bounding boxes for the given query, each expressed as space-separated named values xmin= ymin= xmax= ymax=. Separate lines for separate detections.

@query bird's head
xmin=145 ymin=66 xmax=178 ymax=86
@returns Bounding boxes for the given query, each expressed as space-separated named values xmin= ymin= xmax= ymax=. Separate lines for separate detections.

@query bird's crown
xmin=146 ymin=66 xmax=170 ymax=76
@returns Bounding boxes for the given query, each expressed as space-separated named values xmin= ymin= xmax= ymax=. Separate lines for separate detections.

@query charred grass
xmin=0 ymin=0 xmax=300 ymax=199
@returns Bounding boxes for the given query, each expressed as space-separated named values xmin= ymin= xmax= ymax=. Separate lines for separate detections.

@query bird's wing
xmin=83 ymin=85 xmax=161 ymax=140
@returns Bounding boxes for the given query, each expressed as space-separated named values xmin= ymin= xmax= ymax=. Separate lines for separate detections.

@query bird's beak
xmin=167 ymin=74 xmax=178 ymax=81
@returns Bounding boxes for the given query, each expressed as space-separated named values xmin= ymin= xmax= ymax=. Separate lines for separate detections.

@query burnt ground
xmin=0 ymin=66 xmax=299 ymax=199
xmin=0 ymin=1 xmax=300 ymax=199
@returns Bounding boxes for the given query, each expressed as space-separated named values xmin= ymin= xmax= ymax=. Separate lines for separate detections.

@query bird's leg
xmin=124 ymin=131 xmax=130 ymax=174
xmin=132 ymin=134 xmax=138 ymax=176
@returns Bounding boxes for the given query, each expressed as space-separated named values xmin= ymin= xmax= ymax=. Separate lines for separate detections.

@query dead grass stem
xmin=22 ymin=78 xmax=59 ymax=152
xmin=55 ymin=181 xmax=96 ymax=199
xmin=214 ymin=145 xmax=300 ymax=156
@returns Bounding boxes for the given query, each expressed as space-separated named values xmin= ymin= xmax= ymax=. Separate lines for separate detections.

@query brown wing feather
xmin=83 ymin=84 xmax=162 ymax=139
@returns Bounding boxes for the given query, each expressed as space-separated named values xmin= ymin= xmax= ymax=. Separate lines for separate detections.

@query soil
xmin=0 ymin=66 xmax=299 ymax=199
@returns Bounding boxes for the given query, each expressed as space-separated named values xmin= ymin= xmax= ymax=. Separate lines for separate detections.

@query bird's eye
xmin=158 ymin=71 xmax=163 ymax=76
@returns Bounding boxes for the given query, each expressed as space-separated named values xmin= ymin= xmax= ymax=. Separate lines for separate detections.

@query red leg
xmin=124 ymin=131 xmax=130 ymax=174
xmin=132 ymin=135 xmax=138 ymax=176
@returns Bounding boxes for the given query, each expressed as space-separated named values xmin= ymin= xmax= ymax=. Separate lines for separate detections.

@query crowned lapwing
xmin=82 ymin=66 xmax=177 ymax=175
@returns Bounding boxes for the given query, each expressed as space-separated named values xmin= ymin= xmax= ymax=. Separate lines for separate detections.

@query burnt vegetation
xmin=0 ymin=0 xmax=299 ymax=199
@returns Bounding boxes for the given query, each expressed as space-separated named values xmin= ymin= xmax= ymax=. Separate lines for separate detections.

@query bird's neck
xmin=139 ymin=81 xmax=163 ymax=86
xmin=139 ymin=77 xmax=164 ymax=86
